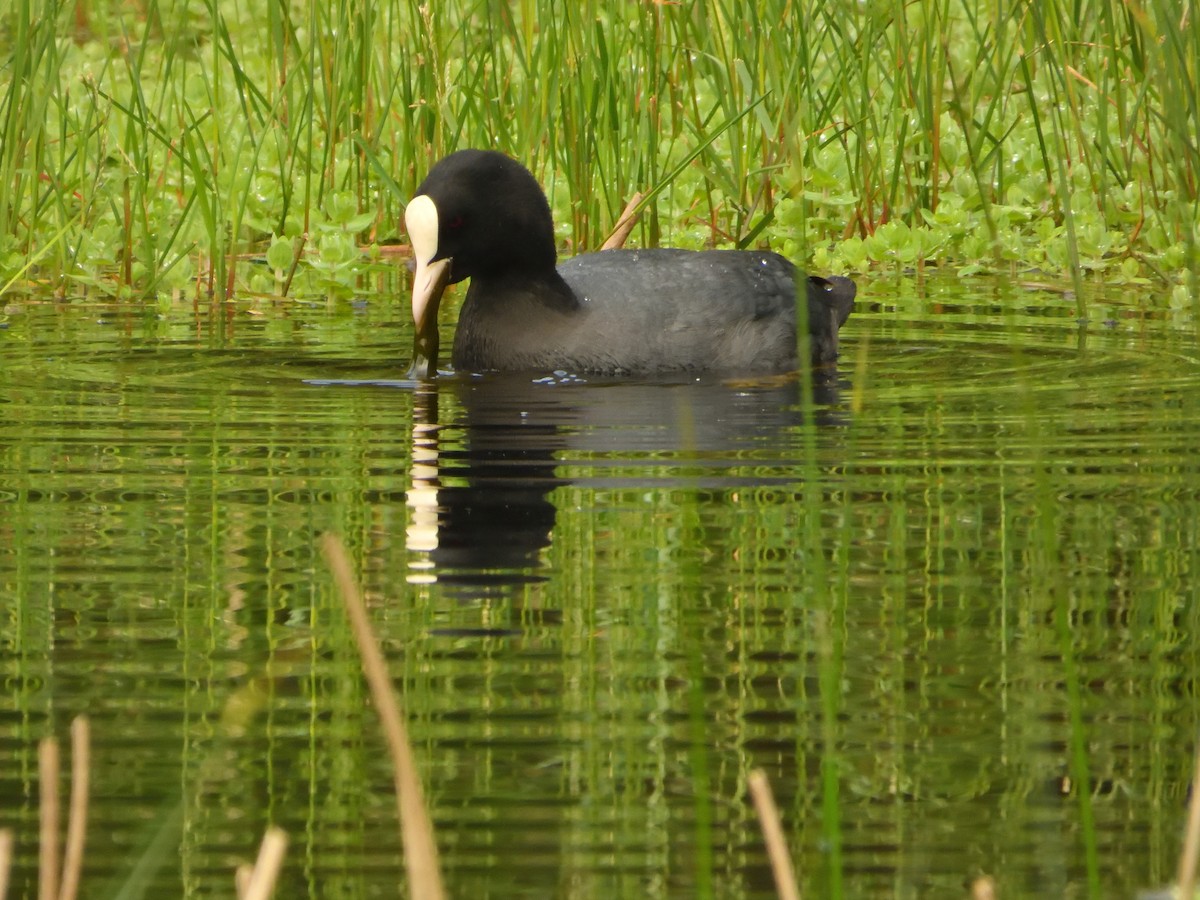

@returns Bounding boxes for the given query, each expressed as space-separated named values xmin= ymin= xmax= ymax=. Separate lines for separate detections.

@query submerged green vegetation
xmin=0 ymin=0 xmax=1197 ymax=305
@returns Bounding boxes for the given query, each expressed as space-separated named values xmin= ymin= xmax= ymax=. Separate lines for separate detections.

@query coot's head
xmin=405 ymin=150 xmax=558 ymax=376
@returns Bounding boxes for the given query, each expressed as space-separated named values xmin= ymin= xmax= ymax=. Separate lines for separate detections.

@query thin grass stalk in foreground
xmin=1025 ymin=362 xmax=1100 ymax=897
xmin=1054 ymin=576 xmax=1100 ymax=899
xmin=797 ymin=286 xmax=843 ymax=900
xmin=107 ymin=798 xmax=184 ymax=900
xmin=59 ymin=716 xmax=90 ymax=900
xmin=748 ymin=770 xmax=801 ymax=900
xmin=1176 ymin=737 xmax=1200 ymax=899
xmin=814 ymin=609 xmax=844 ymax=900
xmin=684 ymin=641 xmax=715 ymax=900
xmin=38 ymin=738 xmax=59 ymax=900
xmin=0 ymin=828 xmax=12 ymax=900
xmin=320 ymin=533 xmax=445 ymax=900
xmin=238 ymin=827 xmax=287 ymax=900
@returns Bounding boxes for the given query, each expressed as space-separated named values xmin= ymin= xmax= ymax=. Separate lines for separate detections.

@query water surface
xmin=1 ymin=275 xmax=1198 ymax=898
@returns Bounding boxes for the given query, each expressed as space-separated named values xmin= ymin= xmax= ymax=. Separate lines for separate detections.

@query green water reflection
xmin=1 ymin=276 xmax=1198 ymax=898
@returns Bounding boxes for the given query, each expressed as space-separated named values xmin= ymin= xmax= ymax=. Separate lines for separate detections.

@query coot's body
xmin=405 ymin=150 xmax=855 ymax=377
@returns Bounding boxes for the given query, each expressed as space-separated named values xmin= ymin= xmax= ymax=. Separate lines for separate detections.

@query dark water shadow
xmin=401 ymin=367 xmax=850 ymax=598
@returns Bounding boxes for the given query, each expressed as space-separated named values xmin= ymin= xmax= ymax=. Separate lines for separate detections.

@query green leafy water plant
xmin=0 ymin=0 xmax=1196 ymax=302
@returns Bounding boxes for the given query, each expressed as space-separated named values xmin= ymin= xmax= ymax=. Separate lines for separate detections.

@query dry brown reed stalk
xmin=319 ymin=533 xmax=446 ymax=900
xmin=235 ymin=864 xmax=252 ymax=898
xmin=0 ymin=828 xmax=14 ymax=900
xmin=238 ymin=827 xmax=288 ymax=900
xmin=1178 ymin=738 xmax=1200 ymax=899
xmin=59 ymin=716 xmax=90 ymax=900
xmin=600 ymin=193 xmax=645 ymax=251
xmin=37 ymin=738 xmax=59 ymax=900
xmin=747 ymin=769 xmax=801 ymax=900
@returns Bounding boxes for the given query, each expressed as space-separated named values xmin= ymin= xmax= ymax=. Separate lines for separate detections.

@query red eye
xmin=446 ymin=215 xmax=465 ymax=230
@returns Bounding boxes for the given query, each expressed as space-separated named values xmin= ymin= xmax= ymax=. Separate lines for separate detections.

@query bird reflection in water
xmin=403 ymin=369 xmax=849 ymax=599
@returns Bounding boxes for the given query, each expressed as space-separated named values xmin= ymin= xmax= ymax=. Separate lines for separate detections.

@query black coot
xmin=406 ymin=150 xmax=855 ymax=377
